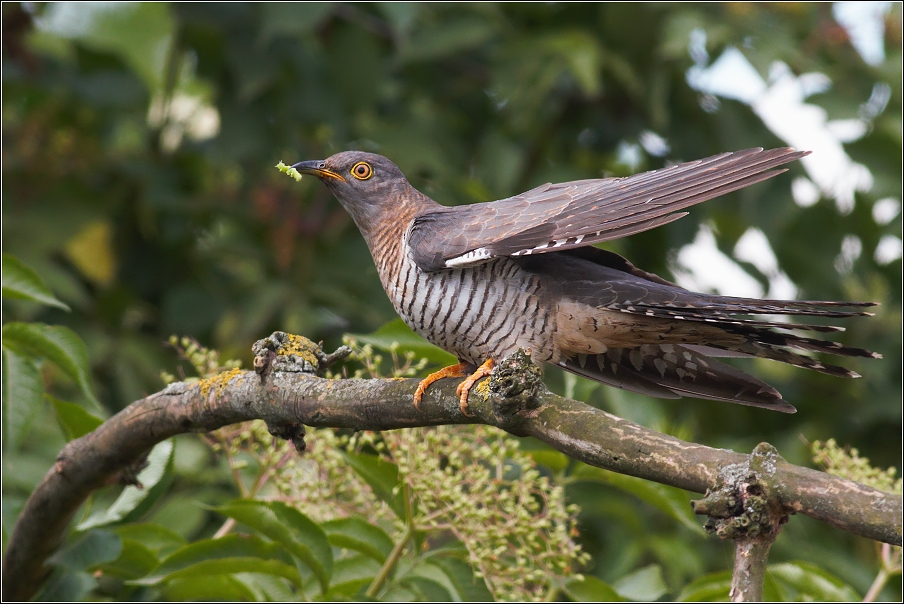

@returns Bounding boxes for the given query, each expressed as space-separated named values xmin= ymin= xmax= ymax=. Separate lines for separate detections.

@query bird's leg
xmin=455 ymin=358 xmax=495 ymax=417
xmin=413 ymin=361 xmax=473 ymax=409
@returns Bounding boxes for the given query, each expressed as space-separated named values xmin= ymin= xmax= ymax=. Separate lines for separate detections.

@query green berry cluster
xmin=160 ymin=335 xmax=242 ymax=385
xmin=811 ymin=438 xmax=902 ymax=495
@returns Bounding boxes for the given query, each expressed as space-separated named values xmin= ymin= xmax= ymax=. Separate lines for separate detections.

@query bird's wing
xmin=407 ymin=147 xmax=809 ymax=271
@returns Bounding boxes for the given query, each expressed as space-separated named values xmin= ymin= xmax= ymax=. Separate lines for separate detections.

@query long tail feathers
xmin=564 ymin=298 xmax=880 ymax=411
xmin=628 ymin=298 xmax=876 ymax=318
xmin=559 ymin=345 xmax=796 ymax=413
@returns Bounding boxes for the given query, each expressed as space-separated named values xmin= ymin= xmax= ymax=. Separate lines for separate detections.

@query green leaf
xmin=322 ymin=516 xmax=394 ymax=563
xmin=571 ymin=464 xmax=704 ymax=534
xmin=133 ymin=533 xmax=300 ymax=586
xmin=50 ymin=395 xmax=104 ymax=441
xmin=430 ymin=556 xmax=494 ymax=602
xmin=342 ymin=451 xmax=408 ymax=519
xmin=1 ymin=253 xmax=70 ymax=310
xmin=233 ymin=573 xmax=298 ymax=601
xmin=115 ymin=523 xmax=187 ymax=558
xmin=321 ymin=554 xmax=381 ymax=597
xmin=676 ymin=568 xmax=782 ymax=602
xmin=404 ymin=577 xmax=454 ymax=602
xmin=2 ymin=346 xmax=44 ymax=451
xmin=527 ymin=449 xmax=570 ymax=473
xmin=77 ymin=439 xmax=174 ymax=530
xmin=541 ymin=31 xmax=603 ymax=95
xmin=215 ymin=499 xmax=333 ymax=592
xmin=676 ymin=570 xmax=732 ymax=601
xmin=61 ymin=2 xmax=175 ymax=94
xmin=49 ymin=529 xmax=123 ymax=571
xmin=350 ymin=318 xmax=458 ymax=367
xmin=98 ymin=539 xmax=160 ymax=580
xmin=162 ymin=574 xmax=256 ymax=601
xmin=162 ymin=557 xmax=302 ymax=586
xmin=2 ymin=322 xmax=98 ymax=406
xmin=613 ymin=564 xmax=668 ymax=601
xmin=260 ymin=3 xmax=335 ymax=41
xmin=34 ymin=568 xmax=96 ymax=602
xmin=399 ymin=18 xmax=495 ymax=62
xmin=403 ymin=561 xmax=460 ymax=601
xmin=382 ymin=585 xmax=419 ymax=601
xmin=565 ymin=575 xmax=626 ymax=602
xmin=768 ymin=561 xmax=861 ymax=601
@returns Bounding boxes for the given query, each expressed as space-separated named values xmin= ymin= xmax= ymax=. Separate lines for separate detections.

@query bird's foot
xmin=455 ymin=358 xmax=495 ymax=417
xmin=413 ymin=361 xmax=472 ymax=409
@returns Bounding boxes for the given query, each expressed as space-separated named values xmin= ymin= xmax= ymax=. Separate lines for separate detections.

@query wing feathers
xmin=409 ymin=147 xmax=808 ymax=271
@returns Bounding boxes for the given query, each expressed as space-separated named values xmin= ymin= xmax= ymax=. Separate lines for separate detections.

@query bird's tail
xmin=561 ymin=298 xmax=880 ymax=411
xmin=612 ymin=296 xmax=881 ymax=377
xmin=558 ymin=344 xmax=796 ymax=412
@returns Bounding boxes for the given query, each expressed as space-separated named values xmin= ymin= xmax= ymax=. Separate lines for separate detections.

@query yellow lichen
xmin=473 ymin=377 xmax=492 ymax=399
xmin=275 ymin=333 xmax=320 ymax=367
xmin=199 ymin=368 xmax=245 ymax=398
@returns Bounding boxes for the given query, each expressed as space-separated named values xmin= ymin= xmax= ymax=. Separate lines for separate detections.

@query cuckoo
xmin=290 ymin=148 xmax=878 ymax=415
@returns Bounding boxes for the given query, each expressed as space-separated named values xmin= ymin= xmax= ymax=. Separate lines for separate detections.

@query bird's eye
xmin=351 ymin=161 xmax=373 ymax=180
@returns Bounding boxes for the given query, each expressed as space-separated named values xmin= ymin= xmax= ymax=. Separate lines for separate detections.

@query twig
xmin=366 ymin=524 xmax=414 ymax=598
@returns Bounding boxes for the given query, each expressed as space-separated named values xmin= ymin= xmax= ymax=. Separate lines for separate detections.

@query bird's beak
xmin=290 ymin=160 xmax=346 ymax=182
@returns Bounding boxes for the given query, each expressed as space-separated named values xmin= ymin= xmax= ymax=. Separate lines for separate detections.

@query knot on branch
xmin=267 ymin=422 xmax=307 ymax=453
xmin=488 ymin=349 xmax=543 ymax=430
xmin=252 ymin=332 xmax=351 ymax=381
xmin=251 ymin=332 xmax=349 ymax=453
xmin=692 ymin=443 xmax=790 ymax=541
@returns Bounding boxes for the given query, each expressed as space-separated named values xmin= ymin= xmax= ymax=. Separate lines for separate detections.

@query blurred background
xmin=2 ymin=2 xmax=901 ymax=601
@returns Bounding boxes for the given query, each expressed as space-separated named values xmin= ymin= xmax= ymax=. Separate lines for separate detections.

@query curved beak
xmin=290 ymin=160 xmax=346 ymax=182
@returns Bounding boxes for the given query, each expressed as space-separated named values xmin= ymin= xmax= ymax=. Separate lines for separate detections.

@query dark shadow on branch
xmin=3 ymin=336 xmax=901 ymax=601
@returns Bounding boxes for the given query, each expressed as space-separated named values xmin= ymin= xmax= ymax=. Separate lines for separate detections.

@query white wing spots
xmin=445 ymin=247 xmax=493 ymax=268
xmin=629 ymin=349 xmax=644 ymax=371
xmin=511 ymin=234 xmax=593 ymax=257
xmin=654 ymin=358 xmax=667 ymax=377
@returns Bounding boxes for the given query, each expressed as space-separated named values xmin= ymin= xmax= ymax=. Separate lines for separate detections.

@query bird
xmin=290 ymin=148 xmax=879 ymax=415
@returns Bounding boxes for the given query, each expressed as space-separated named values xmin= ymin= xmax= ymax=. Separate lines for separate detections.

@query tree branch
xmin=691 ymin=443 xmax=792 ymax=601
xmin=3 ymin=339 xmax=901 ymax=601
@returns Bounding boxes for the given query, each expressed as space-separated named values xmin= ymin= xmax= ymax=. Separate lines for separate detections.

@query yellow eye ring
xmin=351 ymin=161 xmax=373 ymax=180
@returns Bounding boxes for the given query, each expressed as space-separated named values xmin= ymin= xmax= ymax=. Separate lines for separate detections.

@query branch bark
xmin=691 ymin=443 xmax=792 ymax=601
xmin=3 ymin=341 xmax=901 ymax=600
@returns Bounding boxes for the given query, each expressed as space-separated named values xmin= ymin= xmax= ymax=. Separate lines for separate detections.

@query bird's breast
xmin=376 ymin=247 xmax=558 ymax=365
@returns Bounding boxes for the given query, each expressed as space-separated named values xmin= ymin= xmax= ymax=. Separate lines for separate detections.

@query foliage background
xmin=2 ymin=2 xmax=901 ymax=601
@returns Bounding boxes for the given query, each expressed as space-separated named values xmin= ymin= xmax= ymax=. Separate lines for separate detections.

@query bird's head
xmin=291 ymin=151 xmax=414 ymax=230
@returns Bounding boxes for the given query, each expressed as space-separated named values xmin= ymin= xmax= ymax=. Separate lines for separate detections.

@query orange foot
xmin=413 ymin=362 xmax=472 ymax=409
xmin=455 ymin=358 xmax=495 ymax=417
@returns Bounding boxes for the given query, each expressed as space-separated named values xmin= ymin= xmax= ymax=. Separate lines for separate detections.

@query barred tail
xmin=559 ymin=345 xmax=796 ymax=413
